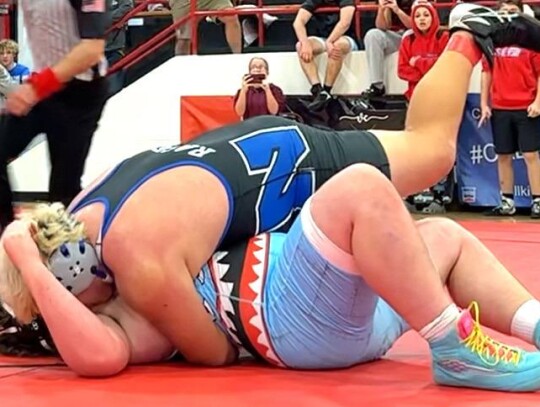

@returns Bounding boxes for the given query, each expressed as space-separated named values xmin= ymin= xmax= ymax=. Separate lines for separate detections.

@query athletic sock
xmin=511 ymin=299 xmax=540 ymax=344
xmin=502 ymin=192 xmax=514 ymax=201
xmin=419 ymin=304 xmax=461 ymax=342
xmin=323 ymin=84 xmax=333 ymax=94
xmin=445 ymin=32 xmax=482 ymax=66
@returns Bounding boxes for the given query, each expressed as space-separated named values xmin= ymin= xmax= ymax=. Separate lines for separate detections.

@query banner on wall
xmin=456 ymin=94 xmax=533 ymax=208
xmin=180 ymin=95 xmax=240 ymax=142
xmin=180 ymin=95 xmax=406 ymax=141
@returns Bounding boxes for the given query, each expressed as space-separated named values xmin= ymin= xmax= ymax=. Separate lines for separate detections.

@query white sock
xmin=419 ymin=304 xmax=461 ymax=342
xmin=511 ymin=299 xmax=540 ymax=345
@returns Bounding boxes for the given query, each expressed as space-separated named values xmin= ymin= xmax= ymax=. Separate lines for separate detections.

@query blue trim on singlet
xmin=71 ymin=160 xmax=235 ymax=274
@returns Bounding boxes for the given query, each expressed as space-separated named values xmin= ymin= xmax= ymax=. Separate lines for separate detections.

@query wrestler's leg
xmin=372 ymin=32 xmax=480 ymax=197
xmin=416 ymin=217 xmax=540 ymax=347
xmin=309 ymin=163 xmax=540 ymax=391
xmin=309 ymin=163 xmax=453 ymax=331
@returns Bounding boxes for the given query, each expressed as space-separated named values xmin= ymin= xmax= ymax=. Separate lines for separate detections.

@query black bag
xmin=335 ymin=97 xmax=406 ymax=131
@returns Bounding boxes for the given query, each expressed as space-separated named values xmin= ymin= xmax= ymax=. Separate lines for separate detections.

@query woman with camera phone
xmin=234 ymin=57 xmax=286 ymax=120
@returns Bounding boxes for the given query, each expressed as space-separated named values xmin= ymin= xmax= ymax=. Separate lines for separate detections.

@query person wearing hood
xmin=398 ymin=2 xmax=450 ymax=214
xmin=398 ymin=1 xmax=449 ymax=101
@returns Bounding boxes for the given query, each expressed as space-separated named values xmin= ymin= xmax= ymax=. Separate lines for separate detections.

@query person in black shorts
xmin=479 ymin=0 xmax=540 ymax=218
xmin=2 ymin=3 xmax=540 ymax=370
xmin=293 ymin=0 xmax=358 ymax=111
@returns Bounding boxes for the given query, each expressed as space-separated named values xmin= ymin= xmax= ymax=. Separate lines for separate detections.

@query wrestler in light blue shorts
xmin=263 ymin=199 xmax=410 ymax=369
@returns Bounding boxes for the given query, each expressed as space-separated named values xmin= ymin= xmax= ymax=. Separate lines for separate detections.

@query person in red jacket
xmin=398 ymin=1 xmax=449 ymax=101
xmin=399 ymin=1 xmax=449 ymax=214
xmin=479 ymin=0 xmax=540 ymax=219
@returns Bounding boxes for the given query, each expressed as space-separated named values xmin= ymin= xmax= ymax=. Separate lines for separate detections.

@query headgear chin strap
xmin=48 ymin=240 xmax=112 ymax=296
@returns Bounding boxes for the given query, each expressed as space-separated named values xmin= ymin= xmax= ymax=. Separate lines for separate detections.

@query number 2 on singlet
xmin=230 ymin=127 xmax=315 ymax=234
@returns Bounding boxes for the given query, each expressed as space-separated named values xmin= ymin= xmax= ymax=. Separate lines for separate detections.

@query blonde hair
xmin=0 ymin=39 xmax=19 ymax=56
xmin=0 ymin=203 xmax=86 ymax=324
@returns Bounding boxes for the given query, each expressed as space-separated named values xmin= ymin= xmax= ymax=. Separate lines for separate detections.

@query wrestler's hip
xmin=257 ymin=208 xmax=408 ymax=369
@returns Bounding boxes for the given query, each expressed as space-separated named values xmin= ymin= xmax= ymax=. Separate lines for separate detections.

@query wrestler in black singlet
xmin=70 ymin=115 xmax=390 ymax=249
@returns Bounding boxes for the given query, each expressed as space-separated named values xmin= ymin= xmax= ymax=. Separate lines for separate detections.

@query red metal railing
xmin=110 ymin=0 xmax=540 ymax=74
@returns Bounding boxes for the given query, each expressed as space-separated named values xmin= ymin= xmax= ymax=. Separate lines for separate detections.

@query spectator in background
xmin=479 ymin=0 xmax=540 ymax=219
xmin=0 ymin=40 xmax=29 ymax=84
xmin=398 ymin=1 xmax=448 ymax=101
xmin=398 ymin=1 xmax=449 ymax=214
xmin=106 ymin=0 xmax=134 ymax=96
xmin=169 ymin=0 xmax=242 ymax=55
xmin=361 ymin=0 xmax=412 ymax=99
xmin=106 ymin=0 xmax=133 ymax=65
xmin=234 ymin=57 xmax=285 ymax=120
xmin=293 ymin=0 xmax=357 ymax=111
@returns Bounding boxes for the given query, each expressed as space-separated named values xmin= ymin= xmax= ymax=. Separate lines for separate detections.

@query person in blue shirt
xmin=0 ymin=39 xmax=30 ymax=84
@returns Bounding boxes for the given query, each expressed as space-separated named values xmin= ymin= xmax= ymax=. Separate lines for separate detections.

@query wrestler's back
xmin=71 ymin=116 xmax=322 ymax=275
xmin=70 ymin=115 xmax=387 ymax=277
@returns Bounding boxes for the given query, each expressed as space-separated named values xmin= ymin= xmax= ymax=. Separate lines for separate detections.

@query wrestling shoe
xmin=449 ymin=3 xmax=540 ymax=66
xmin=430 ymin=301 xmax=540 ymax=392
xmin=533 ymin=321 xmax=540 ymax=350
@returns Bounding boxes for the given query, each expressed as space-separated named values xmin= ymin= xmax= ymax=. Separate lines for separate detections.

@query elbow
xmin=70 ymin=352 xmax=128 ymax=378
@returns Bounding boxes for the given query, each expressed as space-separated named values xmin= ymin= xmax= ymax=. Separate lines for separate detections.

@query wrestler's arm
xmin=117 ymin=261 xmax=238 ymax=366
xmin=2 ymin=222 xmax=130 ymax=377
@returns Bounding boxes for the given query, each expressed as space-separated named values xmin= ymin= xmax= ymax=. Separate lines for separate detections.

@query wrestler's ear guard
xmin=48 ymin=240 xmax=112 ymax=295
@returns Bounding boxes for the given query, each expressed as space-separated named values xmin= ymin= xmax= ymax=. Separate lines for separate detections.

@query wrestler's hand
xmin=6 ymin=84 xmax=38 ymax=117
xmin=527 ymin=101 xmax=540 ymax=118
xmin=2 ymin=220 xmax=40 ymax=270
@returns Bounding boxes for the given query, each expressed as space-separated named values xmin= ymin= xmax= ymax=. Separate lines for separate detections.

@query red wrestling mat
xmin=1 ymin=220 xmax=540 ymax=407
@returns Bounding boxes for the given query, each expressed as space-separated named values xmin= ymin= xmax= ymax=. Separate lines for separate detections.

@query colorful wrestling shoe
xmin=534 ymin=322 xmax=540 ymax=350
xmin=449 ymin=3 xmax=540 ymax=66
xmin=430 ymin=302 xmax=540 ymax=392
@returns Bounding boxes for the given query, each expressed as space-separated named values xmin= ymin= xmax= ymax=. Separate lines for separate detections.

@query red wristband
xmin=28 ymin=67 xmax=63 ymax=100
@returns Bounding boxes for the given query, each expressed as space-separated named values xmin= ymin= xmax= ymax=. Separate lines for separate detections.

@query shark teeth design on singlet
xmin=196 ymin=269 xmax=205 ymax=284
xmin=211 ymin=252 xmax=242 ymax=346
xmin=241 ymin=234 xmax=283 ymax=366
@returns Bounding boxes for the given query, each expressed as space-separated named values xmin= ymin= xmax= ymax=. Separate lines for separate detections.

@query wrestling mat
xmin=1 ymin=220 xmax=539 ymax=407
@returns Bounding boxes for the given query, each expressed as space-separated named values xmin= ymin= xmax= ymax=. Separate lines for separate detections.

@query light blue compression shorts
xmin=262 ymin=198 xmax=410 ymax=369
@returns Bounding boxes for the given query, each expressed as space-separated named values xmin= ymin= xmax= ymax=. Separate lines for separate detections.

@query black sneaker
xmin=360 ymin=84 xmax=385 ymax=100
xmin=483 ymin=198 xmax=516 ymax=217
xmin=450 ymin=3 xmax=540 ymax=66
xmin=308 ymin=90 xmax=331 ymax=111
xmin=531 ymin=199 xmax=540 ymax=219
